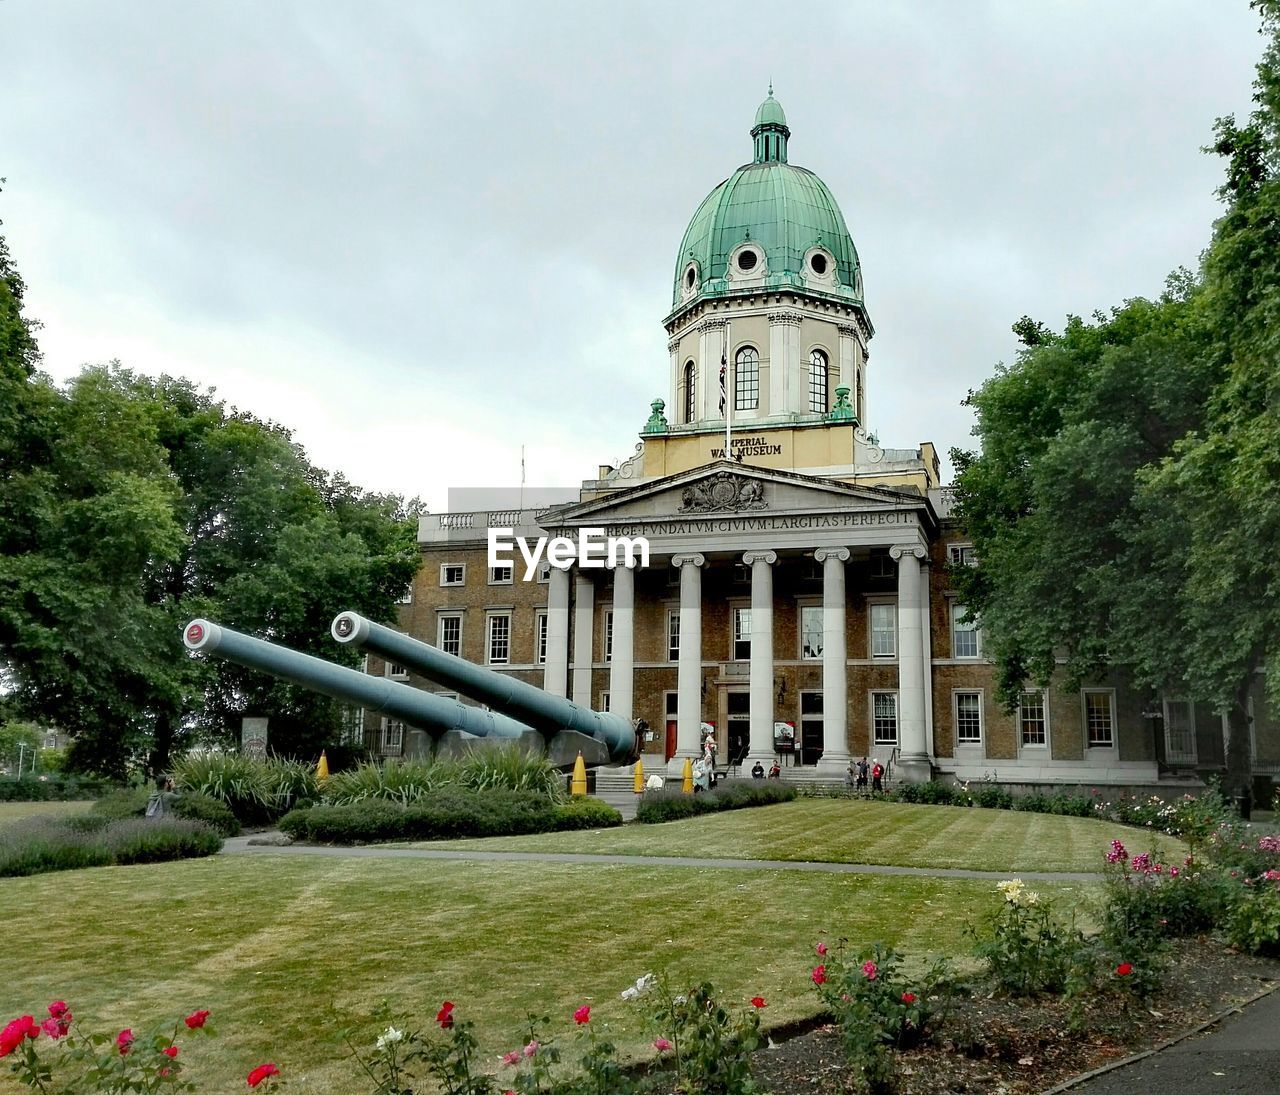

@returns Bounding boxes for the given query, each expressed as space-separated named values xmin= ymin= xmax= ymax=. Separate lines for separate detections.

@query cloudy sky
xmin=1 ymin=2 xmax=1265 ymax=510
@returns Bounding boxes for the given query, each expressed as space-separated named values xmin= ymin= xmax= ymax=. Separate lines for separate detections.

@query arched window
xmin=683 ymin=361 xmax=697 ymax=423
xmin=735 ymin=347 xmax=759 ymax=411
xmin=809 ymin=349 xmax=829 ymax=414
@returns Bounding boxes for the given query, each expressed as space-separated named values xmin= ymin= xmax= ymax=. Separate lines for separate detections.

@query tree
xmin=0 ymin=720 xmax=41 ymax=774
xmin=0 ymin=228 xmax=423 ymax=775
xmin=952 ymin=1 xmax=1280 ymax=803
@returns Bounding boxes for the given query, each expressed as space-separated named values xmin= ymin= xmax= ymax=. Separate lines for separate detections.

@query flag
xmin=719 ymin=349 xmax=727 ymax=415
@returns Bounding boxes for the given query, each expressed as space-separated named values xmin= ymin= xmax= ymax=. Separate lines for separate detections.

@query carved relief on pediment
xmin=677 ymin=472 xmax=768 ymax=513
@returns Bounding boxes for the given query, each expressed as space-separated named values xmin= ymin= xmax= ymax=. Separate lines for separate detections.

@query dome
xmin=670 ymin=92 xmax=863 ymax=315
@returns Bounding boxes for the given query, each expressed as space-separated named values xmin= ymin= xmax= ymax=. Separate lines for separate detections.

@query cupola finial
xmin=751 ymin=87 xmax=790 ymax=164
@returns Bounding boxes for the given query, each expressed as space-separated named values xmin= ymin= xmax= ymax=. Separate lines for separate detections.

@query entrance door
xmin=664 ymin=691 xmax=678 ymax=761
xmin=800 ymin=691 xmax=824 ymax=766
xmin=727 ymin=691 xmax=750 ymax=766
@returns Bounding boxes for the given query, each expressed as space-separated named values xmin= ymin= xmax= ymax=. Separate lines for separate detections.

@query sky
xmin=1 ymin=1 xmax=1266 ymax=511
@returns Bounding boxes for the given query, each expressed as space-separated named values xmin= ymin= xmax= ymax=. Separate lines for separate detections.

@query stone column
xmin=768 ymin=313 xmax=802 ymax=416
xmin=890 ymin=544 xmax=930 ymax=782
xmin=608 ymin=562 xmax=635 ymax=721
xmin=671 ymin=553 xmax=705 ymax=770
xmin=919 ymin=557 xmax=934 ymax=758
xmin=543 ymin=564 xmax=571 ymax=697
xmin=815 ymin=547 xmax=851 ymax=774
xmin=571 ymin=571 xmax=594 ymax=708
xmin=743 ymin=550 xmax=778 ymax=764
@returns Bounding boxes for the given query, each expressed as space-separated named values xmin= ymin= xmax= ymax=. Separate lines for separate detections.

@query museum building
xmin=364 ymin=91 xmax=1280 ymax=788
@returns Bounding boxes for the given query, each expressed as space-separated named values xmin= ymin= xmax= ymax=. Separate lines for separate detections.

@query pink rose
xmin=653 ymin=1037 xmax=672 ymax=1051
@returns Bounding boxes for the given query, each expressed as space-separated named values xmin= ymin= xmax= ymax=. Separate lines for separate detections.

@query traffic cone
xmin=571 ymin=751 xmax=588 ymax=796
xmin=682 ymin=756 xmax=693 ymax=794
xmin=316 ymin=750 xmax=330 ymax=783
xmin=634 ymin=757 xmax=645 ymax=794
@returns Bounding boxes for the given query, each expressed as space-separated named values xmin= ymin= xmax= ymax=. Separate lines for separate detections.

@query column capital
xmin=671 ymin=553 xmax=706 ymax=569
xmin=742 ymin=549 xmax=778 ymax=566
xmin=606 ymin=559 xmax=638 ymax=571
xmin=814 ymin=547 xmax=850 ymax=564
xmin=889 ymin=543 xmax=927 ymax=562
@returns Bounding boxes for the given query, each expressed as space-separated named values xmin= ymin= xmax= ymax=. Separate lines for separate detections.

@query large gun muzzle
xmin=330 ymin=610 xmax=637 ymax=766
xmin=182 ymin=619 xmax=531 ymax=744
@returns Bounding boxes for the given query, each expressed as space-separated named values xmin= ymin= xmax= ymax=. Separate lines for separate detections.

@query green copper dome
xmin=669 ymin=91 xmax=864 ymax=319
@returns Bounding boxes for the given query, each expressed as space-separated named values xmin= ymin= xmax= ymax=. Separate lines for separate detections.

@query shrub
xmin=279 ymin=788 xmax=561 ymax=844
xmin=811 ymin=941 xmax=946 ymax=1092
xmin=895 ymin=781 xmax=961 ymax=806
xmin=1224 ymin=879 xmax=1280 ymax=955
xmin=456 ymin=747 xmax=565 ymax=800
xmin=0 ymin=816 xmax=222 ymax=877
xmin=551 ymin=797 xmax=623 ymax=830
xmin=170 ymin=752 xmax=315 ymax=823
xmin=971 ymin=879 xmax=1089 ymax=997
xmin=0 ymin=818 xmax=113 ymax=876
xmin=91 ymin=786 xmax=150 ymax=820
xmin=98 ymin=818 xmax=223 ymax=864
xmin=635 ymin=779 xmax=795 ymax=823
xmin=0 ymin=775 xmax=113 ymax=802
xmin=173 ymin=792 xmax=242 ymax=836
xmin=1101 ymin=839 xmax=1229 ymax=948
xmin=972 ymin=786 xmax=1014 ymax=810
xmin=322 ymin=758 xmax=448 ymax=806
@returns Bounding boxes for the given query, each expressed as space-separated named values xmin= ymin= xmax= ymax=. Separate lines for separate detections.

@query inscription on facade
xmin=601 ymin=511 xmax=912 ymax=538
xmin=708 ymin=434 xmax=785 ymax=460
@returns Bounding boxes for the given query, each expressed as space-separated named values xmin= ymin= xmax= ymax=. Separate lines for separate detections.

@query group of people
xmin=846 ymin=756 xmax=884 ymax=793
xmin=749 ymin=759 xmax=781 ymax=779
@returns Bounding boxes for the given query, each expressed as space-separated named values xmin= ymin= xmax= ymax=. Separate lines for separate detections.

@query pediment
xmin=542 ymin=461 xmax=929 ymax=529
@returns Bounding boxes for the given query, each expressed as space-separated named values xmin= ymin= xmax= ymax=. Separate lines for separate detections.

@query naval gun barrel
xmin=330 ymin=610 xmax=637 ymax=765
xmin=182 ymin=619 xmax=530 ymax=742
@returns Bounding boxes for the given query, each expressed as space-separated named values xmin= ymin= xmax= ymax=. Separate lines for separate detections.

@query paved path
xmin=1053 ymin=984 xmax=1280 ymax=1094
xmin=219 ymin=835 xmax=1100 ymax=881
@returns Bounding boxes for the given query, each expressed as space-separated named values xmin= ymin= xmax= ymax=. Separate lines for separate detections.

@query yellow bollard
xmin=633 ymin=757 xmax=645 ymax=794
xmin=682 ymin=756 xmax=694 ymax=794
xmin=316 ymin=750 xmax=330 ymax=783
xmin=571 ymin=751 xmax=588 ymax=796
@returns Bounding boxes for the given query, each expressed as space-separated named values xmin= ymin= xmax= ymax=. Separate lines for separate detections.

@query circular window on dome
xmin=810 ymin=253 xmax=828 ymax=275
xmin=685 ymin=268 xmax=696 ymax=289
xmin=737 ymin=250 xmax=758 ymax=272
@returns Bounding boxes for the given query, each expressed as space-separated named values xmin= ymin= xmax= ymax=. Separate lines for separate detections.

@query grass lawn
xmin=0 ymin=849 xmax=1093 ymax=1093
xmin=422 ymin=798 xmax=1188 ymax=873
xmin=0 ymin=799 xmax=93 ymax=826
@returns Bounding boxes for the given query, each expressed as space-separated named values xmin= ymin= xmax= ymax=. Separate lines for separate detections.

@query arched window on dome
xmin=735 ymin=347 xmax=759 ymax=411
xmin=809 ymin=349 xmax=829 ymax=414
xmin=683 ymin=361 xmax=697 ymax=423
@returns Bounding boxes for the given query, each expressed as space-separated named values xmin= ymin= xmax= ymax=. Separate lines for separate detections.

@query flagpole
xmin=724 ymin=321 xmax=732 ymax=460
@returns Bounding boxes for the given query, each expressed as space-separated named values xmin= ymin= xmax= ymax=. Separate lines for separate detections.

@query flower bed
xmin=0 ymin=816 xmax=223 ymax=877
xmin=635 ymin=778 xmax=796 ymax=823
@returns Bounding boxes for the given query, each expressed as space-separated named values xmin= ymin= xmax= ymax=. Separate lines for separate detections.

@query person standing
xmin=856 ymin=757 xmax=869 ymax=793
xmin=871 ymin=759 xmax=884 ymax=793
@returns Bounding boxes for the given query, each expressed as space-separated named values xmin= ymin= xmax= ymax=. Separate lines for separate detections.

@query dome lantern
xmin=751 ymin=83 xmax=790 ymax=164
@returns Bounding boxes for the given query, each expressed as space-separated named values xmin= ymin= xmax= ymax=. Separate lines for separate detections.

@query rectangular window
xmin=437 ymin=614 xmax=462 ymax=657
xmin=801 ymin=605 xmax=823 ymax=660
xmin=1019 ymin=691 xmax=1047 ymax=747
xmin=951 ymin=603 xmax=980 ymax=659
xmin=486 ymin=613 xmax=511 ymax=665
xmin=536 ymin=562 xmax=552 ymax=583
xmin=667 ymin=611 xmax=680 ymax=661
xmin=535 ymin=611 xmax=548 ymax=665
xmin=381 ymin=719 xmax=404 ymax=754
xmin=488 ymin=565 xmax=513 ymax=585
xmin=955 ymin=691 xmax=983 ymax=744
xmin=733 ymin=607 xmax=751 ymax=661
xmin=386 ymin=662 xmax=408 ymax=679
xmin=440 ymin=563 xmax=465 ymax=586
xmin=1084 ymin=690 xmax=1115 ymax=746
xmin=948 ymin=544 xmax=976 ymax=567
xmin=395 ymin=587 xmax=413 ymax=605
xmin=869 ymin=552 xmax=895 ymax=579
xmin=603 ymin=609 xmax=614 ymax=663
xmin=872 ymin=692 xmax=898 ymax=745
xmin=1163 ymin=699 xmax=1197 ymax=764
xmin=599 ymin=691 xmax=611 ymax=712
xmin=870 ymin=603 xmax=896 ymax=657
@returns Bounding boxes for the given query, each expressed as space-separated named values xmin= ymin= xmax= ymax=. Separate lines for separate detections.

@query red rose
xmin=247 ymin=1062 xmax=280 ymax=1086
xmin=573 ymin=1005 xmax=591 ymax=1025
xmin=901 ymin=992 xmax=916 ymax=1004
xmin=815 ymin=942 xmax=827 ymax=956
xmin=47 ymin=1002 xmax=69 ymax=1020
xmin=184 ymin=1010 xmax=210 ymax=1030
xmin=437 ymin=1001 xmax=455 ymax=1029
xmin=1116 ymin=963 xmax=1133 ymax=976
xmin=117 ymin=1028 xmax=134 ymax=1054
xmin=163 ymin=1045 xmax=179 ymax=1058
xmin=0 ymin=1016 xmax=38 ymax=1057
xmin=750 ymin=996 xmax=767 ymax=1008
xmin=811 ymin=965 xmax=827 ymax=986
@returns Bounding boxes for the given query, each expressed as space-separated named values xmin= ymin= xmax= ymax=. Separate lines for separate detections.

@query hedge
xmin=550 ymin=797 xmax=623 ymax=830
xmin=277 ymin=787 xmax=589 ymax=844
xmin=0 ymin=775 xmax=115 ymax=801
xmin=635 ymin=779 xmax=797 ymax=823
xmin=0 ymin=816 xmax=223 ymax=877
